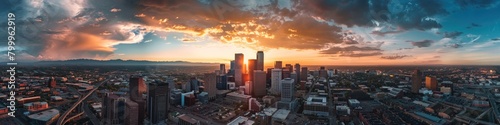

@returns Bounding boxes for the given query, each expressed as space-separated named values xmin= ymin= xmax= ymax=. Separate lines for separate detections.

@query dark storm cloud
xmin=320 ymin=46 xmax=381 ymax=54
xmin=371 ymin=30 xmax=404 ymax=37
xmin=455 ymin=0 xmax=498 ymax=8
xmin=443 ymin=31 xmax=463 ymax=38
xmin=380 ymin=55 xmax=411 ymax=60
xmin=301 ymin=0 xmax=447 ymax=31
xmin=408 ymin=40 xmax=434 ymax=48
xmin=340 ymin=52 xmax=383 ymax=57
xmin=492 ymin=38 xmax=500 ymax=41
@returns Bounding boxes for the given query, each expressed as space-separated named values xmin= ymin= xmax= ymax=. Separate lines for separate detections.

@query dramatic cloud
xmin=455 ymin=0 xmax=498 ymax=8
xmin=371 ymin=30 xmax=404 ymax=37
xmin=442 ymin=31 xmax=463 ymax=38
xmin=408 ymin=40 xmax=434 ymax=48
xmin=492 ymin=38 xmax=500 ymax=41
xmin=320 ymin=45 xmax=383 ymax=57
xmin=380 ymin=55 xmax=411 ymax=60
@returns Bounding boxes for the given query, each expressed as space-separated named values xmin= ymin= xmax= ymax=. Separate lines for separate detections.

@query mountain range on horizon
xmin=2 ymin=59 xmax=220 ymax=66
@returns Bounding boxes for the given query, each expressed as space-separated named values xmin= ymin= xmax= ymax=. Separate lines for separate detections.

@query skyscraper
xmin=300 ymin=67 xmax=308 ymax=81
xmin=216 ymin=74 xmax=228 ymax=90
xmin=319 ymin=66 xmax=327 ymax=78
xmin=125 ymin=99 xmax=139 ymax=125
xmin=426 ymin=76 xmax=438 ymax=91
xmin=271 ymin=69 xmax=283 ymax=95
xmin=220 ymin=64 xmax=226 ymax=74
xmin=281 ymin=78 xmax=295 ymax=102
xmin=411 ymin=69 xmax=422 ymax=93
xmin=235 ymin=53 xmax=244 ymax=87
xmin=285 ymin=64 xmax=293 ymax=72
xmin=103 ymin=93 xmax=127 ymax=125
xmin=274 ymin=61 xmax=282 ymax=69
xmin=248 ymin=59 xmax=256 ymax=82
xmin=147 ymin=81 xmax=169 ymax=124
xmin=253 ymin=70 xmax=267 ymax=97
xmin=290 ymin=72 xmax=297 ymax=84
xmin=245 ymin=81 xmax=253 ymax=95
xmin=203 ymin=72 xmax=217 ymax=100
xmin=256 ymin=51 xmax=264 ymax=71
xmin=294 ymin=64 xmax=301 ymax=83
xmin=129 ymin=76 xmax=146 ymax=102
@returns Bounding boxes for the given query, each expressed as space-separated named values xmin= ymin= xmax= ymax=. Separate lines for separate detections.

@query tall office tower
xmin=166 ymin=76 xmax=175 ymax=90
xmin=282 ymin=68 xmax=291 ymax=78
xmin=216 ymin=74 xmax=228 ymax=90
xmin=274 ymin=61 xmax=282 ymax=69
xmin=256 ymin=51 xmax=264 ymax=70
xmin=129 ymin=76 xmax=146 ymax=102
xmin=319 ymin=66 xmax=327 ymax=78
xmin=253 ymin=70 xmax=267 ymax=97
xmin=411 ymin=69 xmax=422 ymax=93
xmin=245 ymin=81 xmax=253 ymax=95
xmin=220 ymin=64 xmax=226 ymax=74
xmin=203 ymin=72 xmax=217 ymax=100
xmin=190 ymin=77 xmax=200 ymax=93
xmin=301 ymin=67 xmax=308 ymax=81
xmin=47 ymin=77 xmax=57 ymax=88
xmin=248 ymin=59 xmax=256 ymax=82
xmin=285 ymin=64 xmax=293 ymax=72
xmin=235 ymin=53 xmax=244 ymax=87
xmin=281 ymin=78 xmax=295 ymax=102
xmin=103 ymin=93 xmax=127 ymax=125
xmin=271 ymin=69 xmax=283 ymax=95
xmin=426 ymin=76 xmax=438 ymax=91
xmin=229 ymin=60 xmax=235 ymax=75
xmin=147 ymin=81 xmax=169 ymax=124
xmin=294 ymin=64 xmax=301 ymax=82
xmin=125 ymin=99 xmax=139 ymax=125
xmin=290 ymin=72 xmax=297 ymax=84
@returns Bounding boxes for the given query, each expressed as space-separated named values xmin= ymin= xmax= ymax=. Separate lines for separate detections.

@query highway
xmin=57 ymin=78 xmax=109 ymax=125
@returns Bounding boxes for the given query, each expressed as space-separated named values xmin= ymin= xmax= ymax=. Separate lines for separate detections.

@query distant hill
xmin=4 ymin=59 xmax=219 ymax=66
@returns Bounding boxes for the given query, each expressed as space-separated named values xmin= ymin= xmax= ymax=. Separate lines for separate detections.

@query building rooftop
xmin=305 ymin=96 xmax=327 ymax=106
xmin=348 ymin=99 xmax=360 ymax=104
xmin=227 ymin=116 xmax=255 ymax=125
xmin=28 ymin=109 xmax=60 ymax=122
xmin=272 ymin=109 xmax=290 ymax=120
xmin=178 ymin=114 xmax=199 ymax=124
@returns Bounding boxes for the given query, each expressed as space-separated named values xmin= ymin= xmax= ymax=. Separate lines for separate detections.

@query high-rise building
xmin=220 ymin=64 xmax=226 ymax=74
xmin=245 ymin=81 xmax=253 ymax=95
xmin=103 ymin=93 xmax=127 ymax=125
xmin=248 ymin=59 xmax=256 ymax=82
xmin=426 ymin=76 xmax=438 ymax=91
xmin=281 ymin=78 xmax=295 ymax=102
xmin=47 ymin=77 xmax=57 ymax=88
xmin=216 ymin=74 xmax=227 ymax=90
xmin=282 ymin=68 xmax=291 ymax=78
xmin=129 ymin=76 xmax=146 ymax=102
xmin=294 ymin=64 xmax=301 ymax=83
xmin=290 ymin=72 xmax=297 ymax=84
xmin=256 ymin=51 xmax=264 ymax=71
xmin=203 ymin=72 xmax=217 ymax=100
xmin=229 ymin=60 xmax=235 ymax=75
xmin=411 ymin=70 xmax=422 ymax=93
xmin=274 ymin=61 xmax=282 ymax=69
xmin=300 ymin=67 xmax=308 ymax=81
xmin=125 ymin=98 xmax=139 ymax=125
xmin=147 ymin=81 xmax=169 ymax=124
xmin=189 ymin=78 xmax=200 ymax=93
xmin=285 ymin=64 xmax=293 ymax=72
xmin=319 ymin=66 xmax=327 ymax=78
xmin=235 ymin=53 xmax=244 ymax=87
xmin=253 ymin=70 xmax=267 ymax=97
xmin=271 ymin=69 xmax=283 ymax=95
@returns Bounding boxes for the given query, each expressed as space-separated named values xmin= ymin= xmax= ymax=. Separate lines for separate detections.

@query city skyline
xmin=2 ymin=0 xmax=500 ymax=65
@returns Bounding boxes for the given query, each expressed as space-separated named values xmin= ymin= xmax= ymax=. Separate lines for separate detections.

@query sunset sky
xmin=1 ymin=0 xmax=500 ymax=65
